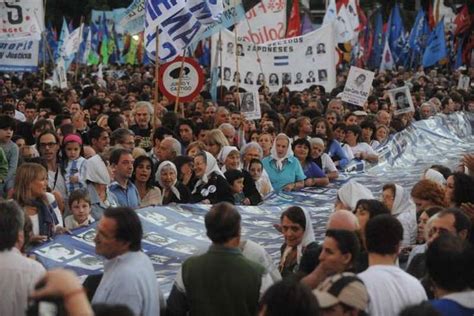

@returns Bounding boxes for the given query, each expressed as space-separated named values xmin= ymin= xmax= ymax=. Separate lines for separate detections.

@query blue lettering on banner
xmin=147 ymin=0 xmax=179 ymax=19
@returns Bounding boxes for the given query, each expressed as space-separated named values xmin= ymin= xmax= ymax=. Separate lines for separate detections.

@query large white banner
xmin=0 ymin=38 xmax=39 ymax=71
xmin=235 ymin=0 xmax=286 ymax=44
xmin=0 ymin=0 xmax=44 ymax=40
xmin=211 ymin=23 xmax=336 ymax=93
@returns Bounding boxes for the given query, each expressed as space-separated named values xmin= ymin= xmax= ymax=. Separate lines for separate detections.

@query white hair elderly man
xmin=130 ymin=101 xmax=154 ymax=150
xmin=419 ymin=102 xmax=435 ymax=120
xmin=219 ymin=123 xmax=236 ymax=146
xmin=157 ymin=137 xmax=182 ymax=162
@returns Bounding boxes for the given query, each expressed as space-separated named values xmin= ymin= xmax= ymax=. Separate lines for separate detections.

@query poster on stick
xmin=341 ymin=66 xmax=374 ymax=107
xmin=239 ymin=91 xmax=261 ymax=120
xmin=159 ymin=57 xmax=204 ymax=102
xmin=388 ymin=86 xmax=415 ymax=116
xmin=211 ymin=23 xmax=336 ymax=93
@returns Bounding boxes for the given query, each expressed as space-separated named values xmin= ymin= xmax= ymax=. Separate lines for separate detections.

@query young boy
xmin=0 ymin=115 xmax=19 ymax=194
xmin=224 ymin=169 xmax=246 ymax=205
xmin=64 ymin=189 xmax=95 ymax=230
xmin=309 ymin=138 xmax=338 ymax=180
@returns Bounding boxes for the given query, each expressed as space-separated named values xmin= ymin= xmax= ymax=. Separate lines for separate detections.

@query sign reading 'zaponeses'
xmin=211 ymin=23 xmax=336 ymax=93
xmin=0 ymin=0 xmax=44 ymax=40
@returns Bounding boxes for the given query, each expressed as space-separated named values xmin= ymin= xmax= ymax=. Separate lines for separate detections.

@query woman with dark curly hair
xmin=445 ymin=172 xmax=474 ymax=208
xmin=312 ymin=117 xmax=350 ymax=169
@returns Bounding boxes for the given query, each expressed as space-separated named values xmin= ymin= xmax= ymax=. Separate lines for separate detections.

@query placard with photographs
xmin=457 ymin=75 xmax=470 ymax=91
xmin=387 ymin=86 xmax=415 ymax=115
xmin=239 ymin=91 xmax=261 ymax=120
xmin=341 ymin=66 xmax=375 ymax=107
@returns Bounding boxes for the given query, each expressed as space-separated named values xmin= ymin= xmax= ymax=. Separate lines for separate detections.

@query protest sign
xmin=457 ymin=74 xmax=470 ymax=91
xmin=0 ymin=38 xmax=39 ymax=72
xmin=388 ymin=86 xmax=414 ymax=115
xmin=341 ymin=66 xmax=374 ymax=106
xmin=0 ymin=0 xmax=44 ymax=40
xmin=211 ymin=23 xmax=336 ymax=93
xmin=159 ymin=57 xmax=204 ymax=102
xmin=235 ymin=0 xmax=286 ymax=44
xmin=239 ymin=91 xmax=261 ymax=120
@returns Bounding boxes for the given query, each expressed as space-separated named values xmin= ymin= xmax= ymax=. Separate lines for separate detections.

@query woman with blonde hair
xmin=14 ymin=163 xmax=65 ymax=243
xmin=186 ymin=141 xmax=207 ymax=158
xmin=204 ymin=129 xmax=229 ymax=158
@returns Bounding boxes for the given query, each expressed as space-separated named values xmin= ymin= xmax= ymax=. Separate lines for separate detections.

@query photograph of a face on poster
xmin=35 ymin=243 xmax=80 ymax=262
xmin=139 ymin=211 xmax=169 ymax=225
xmin=68 ymin=255 xmax=103 ymax=271
xmin=143 ymin=232 xmax=176 ymax=246
xmin=388 ymin=86 xmax=415 ymax=115
xmin=166 ymin=223 xmax=199 ymax=237
xmin=342 ymin=66 xmax=375 ymax=107
xmin=73 ymin=228 xmax=97 ymax=246
xmin=239 ymin=92 xmax=261 ymax=121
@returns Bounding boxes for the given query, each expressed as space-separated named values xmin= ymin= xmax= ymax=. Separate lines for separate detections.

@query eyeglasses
xmin=39 ymin=142 xmax=57 ymax=148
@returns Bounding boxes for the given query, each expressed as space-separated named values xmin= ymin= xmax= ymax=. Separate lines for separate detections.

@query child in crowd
xmin=64 ymin=189 xmax=95 ymax=230
xmin=310 ymin=138 xmax=339 ymax=180
xmin=0 ymin=115 xmax=19 ymax=193
xmin=224 ymin=169 xmax=246 ymax=205
xmin=248 ymin=159 xmax=273 ymax=198
xmin=61 ymin=133 xmax=86 ymax=194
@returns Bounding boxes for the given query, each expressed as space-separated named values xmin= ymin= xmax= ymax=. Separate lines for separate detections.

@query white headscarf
xmin=281 ymin=207 xmax=316 ymax=265
xmin=391 ymin=184 xmax=417 ymax=246
xmin=424 ymin=168 xmax=446 ymax=185
xmin=270 ymin=133 xmax=294 ymax=171
xmin=155 ymin=160 xmax=180 ymax=203
xmin=391 ymin=184 xmax=417 ymax=216
xmin=85 ymin=155 xmax=110 ymax=185
xmin=218 ymin=146 xmax=242 ymax=172
xmin=337 ymin=180 xmax=374 ymax=211
xmin=192 ymin=151 xmax=225 ymax=194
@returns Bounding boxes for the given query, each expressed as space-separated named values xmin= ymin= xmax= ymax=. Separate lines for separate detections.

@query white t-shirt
xmin=321 ymin=153 xmax=337 ymax=173
xmin=358 ymin=265 xmax=427 ymax=316
xmin=344 ymin=142 xmax=377 ymax=158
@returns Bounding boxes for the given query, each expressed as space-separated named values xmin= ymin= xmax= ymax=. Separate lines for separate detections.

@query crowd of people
xmin=0 ymin=62 xmax=473 ymax=316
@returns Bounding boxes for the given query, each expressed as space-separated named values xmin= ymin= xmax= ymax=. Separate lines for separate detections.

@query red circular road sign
xmin=159 ymin=57 xmax=204 ymax=103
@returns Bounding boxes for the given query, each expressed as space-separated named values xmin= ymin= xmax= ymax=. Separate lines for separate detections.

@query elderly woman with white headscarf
xmin=335 ymin=180 xmax=374 ymax=212
xmin=219 ymin=145 xmax=262 ymax=205
xmin=155 ymin=160 xmax=191 ymax=205
xmin=382 ymin=183 xmax=419 ymax=246
xmin=262 ymin=133 xmax=306 ymax=192
xmin=191 ymin=151 xmax=234 ymax=204
xmin=84 ymin=155 xmax=118 ymax=220
xmin=279 ymin=206 xmax=319 ymax=279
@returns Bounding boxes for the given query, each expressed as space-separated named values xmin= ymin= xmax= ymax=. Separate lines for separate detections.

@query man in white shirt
xmin=0 ymin=200 xmax=45 ymax=316
xmin=92 ymin=207 xmax=160 ymax=316
xmin=358 ymin=215 xmax=427 ymax=316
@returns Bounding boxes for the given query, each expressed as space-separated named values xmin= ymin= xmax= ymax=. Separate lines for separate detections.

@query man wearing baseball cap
xmin=313 ymin=272 xmax=369 ymax=316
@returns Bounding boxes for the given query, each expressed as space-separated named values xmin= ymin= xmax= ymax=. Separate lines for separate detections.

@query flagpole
xmin=174 ymin=52 xmax=187 ymax=115
xmin=233 ymin=0 xmax=240 ymax=107
xmin=42 ymin=0 xmax=48 ymax=90
xmin=218 ymin=31 xmax=223 ymax=99
xmin=153 ymin=25 xmax=160 ymax=130
xmin=74 ymin=16 xmax=84 ymax=84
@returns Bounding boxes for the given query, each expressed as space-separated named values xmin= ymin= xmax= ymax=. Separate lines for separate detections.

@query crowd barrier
xmin=32 ymin=112 xmax=474 ymax=294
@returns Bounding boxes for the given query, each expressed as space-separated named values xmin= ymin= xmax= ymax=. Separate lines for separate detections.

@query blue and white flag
xmin=274 ymin=56 xmax=289 ymax=66
xmin=63 ymin=24 xmax=83 ymax=57
xmin=422 ymin=18 xmax=446 ymax=68
xmin=145 ymin=0 xmax=224 ymax=63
